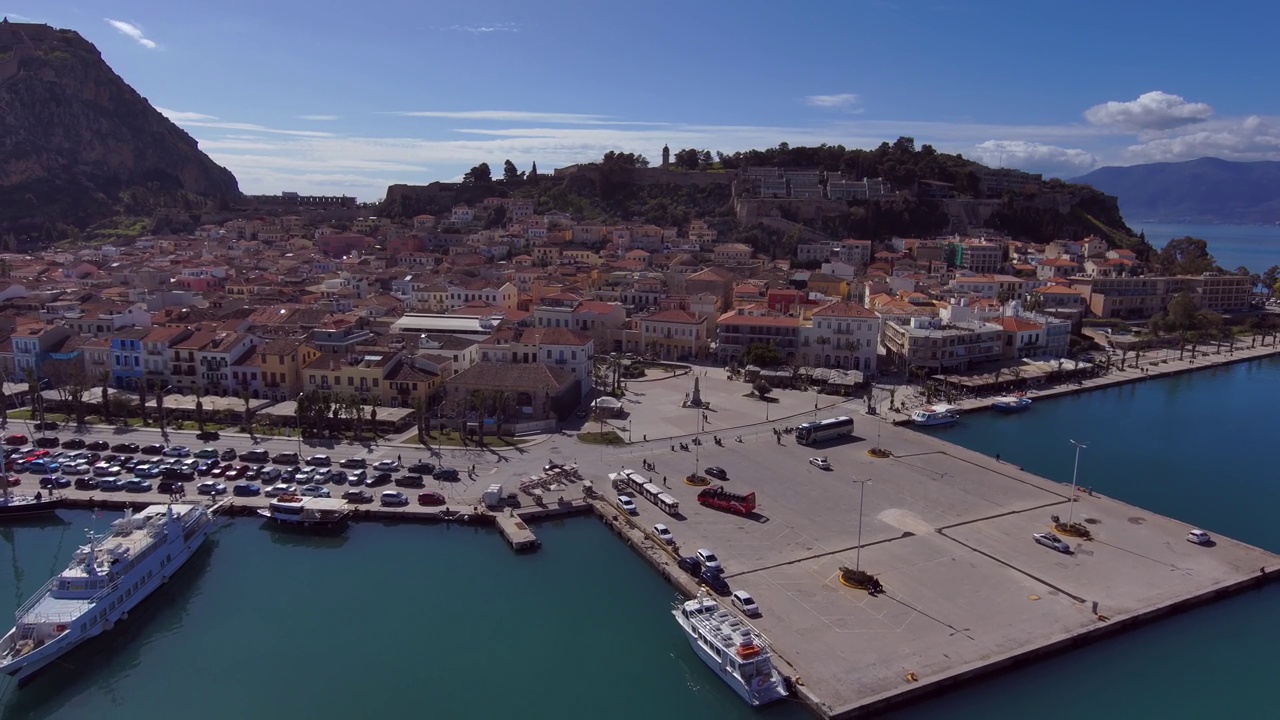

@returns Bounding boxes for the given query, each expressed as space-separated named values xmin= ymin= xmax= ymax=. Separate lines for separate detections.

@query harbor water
xmin=1 ymin=355 xmax=1277 ymax=719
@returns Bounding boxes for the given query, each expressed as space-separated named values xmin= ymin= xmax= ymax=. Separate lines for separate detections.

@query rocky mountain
xmin=1072 ymin=157 xmax=1280 ymax=224
xmin=0 ymin=21 xmax=240 ymax=240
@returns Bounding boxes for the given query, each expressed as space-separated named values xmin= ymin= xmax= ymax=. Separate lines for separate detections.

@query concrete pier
xmin=595 ymin=419 xmax=1280 ymax=719
xmin=494 ymin=512 xmax=541 ymax=551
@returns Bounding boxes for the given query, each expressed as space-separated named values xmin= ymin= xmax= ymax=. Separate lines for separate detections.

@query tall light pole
xmin=853 ymin=478 xmax=871 ymax=573
xmin=158 ymin=385 xmax=172 ymax=438
xmin=295 ymin=392 xmax=305 ymax=455
xmin=1067 ymin=439 xmax=1087 ymax=527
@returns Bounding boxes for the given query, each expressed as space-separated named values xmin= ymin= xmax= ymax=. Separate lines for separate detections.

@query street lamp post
xmin=158 ymin=385 xmax=172 ymax=439
xmin=1067 ymin=439 xmax=1087 ymax=527
xmin=853 ymin=478 xmax=871 ymax=573
xmin=295 ymin=393 xmax=305 ymax=455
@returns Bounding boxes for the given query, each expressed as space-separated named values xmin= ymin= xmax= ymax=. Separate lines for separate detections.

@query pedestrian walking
xmin=996 ymin=453 xmax=1001 ymax=463
xmin=663 ymin=476 xmax=668 ymax=487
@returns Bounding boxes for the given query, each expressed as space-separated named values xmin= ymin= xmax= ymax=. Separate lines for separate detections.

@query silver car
xmin=1033 ymin=532 xmax=1071 ymax=553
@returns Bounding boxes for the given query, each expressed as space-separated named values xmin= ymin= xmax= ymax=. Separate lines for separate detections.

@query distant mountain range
xmin=1072 ymin=158 xmax=1280 ymax=225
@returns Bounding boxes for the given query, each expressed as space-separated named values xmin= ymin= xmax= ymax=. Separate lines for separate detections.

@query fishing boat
xmin=672 ymin=593 xmax=789 ymax=706
xmin=0 ymin=503 xmax=217 ymax=684
xmin=257 ymin=495 xmax=350 ymax=532
xmin=910 ymin=403 xmax=960 ymax=426
xmin=0 ymin=484 xmax=65 ymax=520
xmin=991 ymin=395 xmax=1032 ymax=413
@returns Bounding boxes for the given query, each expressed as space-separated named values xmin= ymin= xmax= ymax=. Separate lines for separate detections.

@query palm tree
xmin=194 ymin=385 xmax=206 ymax=434
xmin=137 ymin=380 xmax=149 ymax=425
xmin=369 ymin=405 xmax=378 ymax=438
xmin=98 ymin=370 xmax=112 ymax=423
xmin=240 ymin=388 xmax=252 ymax=431
xmin=23 ymin=367 xmax=43 ymax=432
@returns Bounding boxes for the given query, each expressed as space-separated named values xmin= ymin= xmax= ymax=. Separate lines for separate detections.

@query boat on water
xmin=257 ymin=495 xmax=351 ymax=532
xmin=672 ymin=594 xmax=788 ymax=707
xmin=0 ymin=503 xmax=216 ymax=684
xmin=0 ymin=484 xmax=65 ymax=520
xmin=991 ymin=395 xmax=1032 ymax=413
xmin=911 ymin=403 xmax=960 ymax=426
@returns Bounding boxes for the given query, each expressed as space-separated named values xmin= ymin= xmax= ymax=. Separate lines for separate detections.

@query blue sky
xmin=9 ymin=1 xmax=1280 ymax=200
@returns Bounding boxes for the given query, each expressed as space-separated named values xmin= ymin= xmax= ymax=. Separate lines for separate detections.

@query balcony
xmin=554 ymin=358 xmax=568 ymax=365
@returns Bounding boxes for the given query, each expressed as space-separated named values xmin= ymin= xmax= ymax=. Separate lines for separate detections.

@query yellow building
xmin=805 ymin=272 xmax=849 ymax=300
xmin=257 ymin=337 xmax=316 ymax=402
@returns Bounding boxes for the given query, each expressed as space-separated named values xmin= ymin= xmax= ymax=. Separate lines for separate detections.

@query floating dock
xmin=494 ymin=512 xmax=541 ymax=551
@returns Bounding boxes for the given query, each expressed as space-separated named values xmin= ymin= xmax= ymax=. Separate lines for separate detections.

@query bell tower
xmin=661 ymin=144 xmax=670 ymax=169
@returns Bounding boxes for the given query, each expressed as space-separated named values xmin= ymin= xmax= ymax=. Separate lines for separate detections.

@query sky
xmin=8 ymin=1 xmax=1280 ymax=201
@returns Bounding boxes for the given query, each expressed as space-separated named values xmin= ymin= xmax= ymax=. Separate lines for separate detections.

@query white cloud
xmin=298 ymin=115 xmax=341 ymax=121
xmin=1124 ymin=116 xmax=1280 ymax=163
xmin=804 ymin=93 xmax=861 ymax=109
xmin=434 ymin=23 xmax=519 ymax=33
xmin=970 ymin=140 xmax=1100 ymax=177
xmin=104 ymin=19 xmax=157 ymax=49
xmin=157 ymin=108 xmax=218 ymax=122
xmin=389 ymin=110 xmax=666 ymax=126
xmin=1084 ymin=91 xmax=1213 ymax=132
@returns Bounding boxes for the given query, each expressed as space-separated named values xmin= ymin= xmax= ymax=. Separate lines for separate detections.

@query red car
xmin=5 ymin=475 xmax=20 ymax=487
xmin=4 ymin=434 xmax=28 ymax=446
xmin=417 ymin=491 xmax=446 ymax=506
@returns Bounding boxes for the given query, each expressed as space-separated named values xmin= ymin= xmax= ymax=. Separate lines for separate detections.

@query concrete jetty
xmin=596 ymin=418 xmax=1280 ymax=719
xmin=494 ymin=511 xmax=541 ymax=551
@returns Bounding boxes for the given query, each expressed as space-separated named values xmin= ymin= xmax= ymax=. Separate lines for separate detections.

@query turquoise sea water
xmin=2 ymin=356 xmax=1278 ymax=719
xmin=1136 ymin=222 xmax=1280 ymax=275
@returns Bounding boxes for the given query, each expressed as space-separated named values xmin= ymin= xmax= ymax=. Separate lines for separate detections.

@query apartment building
xmin=799 ymin=301 xmax=880 ymax=373
xmin=881 ymin=317 xmax=1004 ymax=373
xmin=715 ymin=311 xmax=803 ymax=364
xmin=638 ymin=309 xmax=710 ymax=361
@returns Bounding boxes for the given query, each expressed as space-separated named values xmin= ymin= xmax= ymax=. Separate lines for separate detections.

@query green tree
xmin=742 ymin=342 xmax=782 ymax=368
xmin=137 ymin=380 xmax=148 ymax=425
xmin=194 ymin=385 xmax=206 ymax=433
xmin=463 ymin=162 xmax=492 ymax=184
xmin=1262 ymin=265 xmax=1279 ymax=296
xmin=98 ymin=370 xmax=112 ymax=423
xmin=752 ymin=379 xmax=773 ymax=399
xmin=484 ymin=205 xmax=507 ymax=229
xmin=1156 ymin=237 xmax=1216 ymax=276
xmin=502 ymin=159 xmax=520 ymax=181
xmin=674 ymin=148 xmax=701 ymax=171
xmin=24 ymin=367 xmax=43 ymax=431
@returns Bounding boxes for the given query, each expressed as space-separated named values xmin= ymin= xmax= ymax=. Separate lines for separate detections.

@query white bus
xmin=656 ymin=492 xmax=680 ymax=516
xmin=795 ymin=416 xmax=854 ymax=446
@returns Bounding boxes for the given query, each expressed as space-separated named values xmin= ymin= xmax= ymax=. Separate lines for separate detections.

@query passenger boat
xmin=0 ymin=503 xmax=216 ymax=684
xmin=257 ymin=495 xmax=350 ymax=532
xmin=910 ymin=403 xmax=960 ymax=426
xmin=991 ymin=395 xmax=1032 ymax=413
xmin=0 ymin=484 xmax=65 ymax=520
xmin=672 ymin=593 xmax=788 ymax=706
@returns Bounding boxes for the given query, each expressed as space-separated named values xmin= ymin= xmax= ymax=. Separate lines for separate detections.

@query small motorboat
xmin=911 ymin=404 xmax=959 ymax=427
xmin=991 ymin=395 xmax=1032 ymax=413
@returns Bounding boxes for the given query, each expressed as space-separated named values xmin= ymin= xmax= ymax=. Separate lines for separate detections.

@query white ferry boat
xmin=911 ymin=403 xmax=960 ymax=426
xmin=257 ymin=495 xmax=350 ymax=532
xmin=991 ymin=395 xmax=1032 ymax=413
xmin=672 ymin=594 xmax=788 ymax=706
xmin=0 ymin=503 xmax=216 ymax=684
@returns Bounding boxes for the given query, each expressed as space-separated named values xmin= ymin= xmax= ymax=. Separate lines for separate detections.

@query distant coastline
xmin=1133 ymin=222 xmax=1280 ymax=271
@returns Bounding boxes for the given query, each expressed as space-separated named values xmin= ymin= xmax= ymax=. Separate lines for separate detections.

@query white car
xmin=92 ymin=463 xmax=123 ymax=477
xmin=162 ymin=446 xmax=191 ymax=457
xmin=1033 ymin=532 xmax=1072 ymax=553
xmin=373 ymin=459 xmax=401 ymax=472
xmin=1187 ymin=529 xmax=1212 ymax=545
xmin=809 ymin=457 xmax=831 ymax=470
xmin=62 ymin=463 xmax=91 ymax=476
xmin=731 ymin=590 xmax=761 ymax=617
xmin=380 ymin=491 xmax=408 ymax=506
xmin=196 ymin=481 xmax=227 ymax=496
xmin=616 ymin=494 xmax=638 ymax=515
xmin=696 ymin=548 xmax=722 ymax=571
xmin=300 ymin=484 xmax=330 ymax=498
xmin=265 ymin=483 xmax=298 ymax=497
xmin=652 ymin=523 xmax=675 ymax=545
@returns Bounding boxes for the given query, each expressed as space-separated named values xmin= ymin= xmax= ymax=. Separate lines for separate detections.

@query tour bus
xmin=795 ymin=416 xmax=855 ymax=446
xmin=640 ymin=482 xmax=663 ymax=504
xmin=655 ymin=492 xmax=680 ymax=516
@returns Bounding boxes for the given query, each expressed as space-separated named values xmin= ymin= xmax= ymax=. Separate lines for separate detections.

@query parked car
xmin=162 ymin=467 xmax=195 ymax=482
xmin=220 ymin=448 xmax=238 ymax=461
xmin=196 ymin=481 xmax=228 ymax=496
xmin=34 ymin=436 xmax=60 ymax=448
xmin=62 ymin=463 xmax=91 ymax=476
xmin=134 ymin=464 xmax=162 ymax=479
xmin=86 ymin=440 xmax=111 ymax=452
xmin=406 ymin=462 xmax=435 ymax=475
xmin=616 ymin=495 xmax=638 ymax=515
xmin=698 ymin=568 xmax=731 ymax=596
xmin=731 ymin=590 xmax=761 ymax=617
xmin=38 ymin=475 xmax=70 ymax=489
xmin=395 ymin=474 xmax=425 ymax=488
xmin=196 ymin=430 xmax=221 ymax=442
xmin=60 ymin=438 xmax=86 ymax=450
xmin=432 ymin=468 xmax=459 ymax=482
xmin=140 ymin=444 xmax=165 ymax=456
xmin=342 ymin=489 xmax=372 ymax=503
xmin=239 ymin=449 xmax=270 ymax=463
xmin=1033 ymin=532 xmax=1072 ymax=553
xmin=271 ymin=452 xmax=300 ymax=465
xmin=300 ymin=484 xmax=330 ymax=498
xmin=193 ymin=447 xmax=220 ymax=459
xmin=417 ymin=491 xmax=446 ymax=506
xmin=123 ymin=478 xmax=153 ymax=493
xmin=705 ymin=466 xmax=728 ymax=479
xmin=74 ymin=477 xmax=100 ymax=490
xmin=339 ymin=457 xmax=367 ymax=469
xmin=3 ymin=434 xmax=27 ymax=446
xmin=372 ymin=459 xmax=400 ymax=472
xmin=92 ymin=463 xmax=123 ymax=478
xmin=111 ymin=442 xmax=141 ymax=454
xmin=652 ymin=524 xmax=675 ymax=545
xmin=696 ymin=548 xmax=722 ymax=571
xmin=306 ymin=454 xmax=332 ymax=466
xmin=809 ymin=457 xmax=831 ymax=470
xmin=380 ymin=491 xmax=409 ymax=506
xmin=97 ymin=477 xmax=125 ymax=492
xmin=366 ymin=472 xmax=394 ymax=488
xmin=676 ymin=556 xmax=702 ymax=577
xmin=209 ymin=465 xmax=231 ymax=478
xmin=233 ymin=482 xmax=261 ymax=497
xmin=265 ymin=483 xmax=297 ymax=497
xmin=544 ymin=462 xmax=564 ymax=472
xmin=195 ymin=460 xmax=220 ymax=476
xmin=1187 ymin=529 xmax=1212 ymax=545
xmin=157 ymin=480 xmax=185 ymax=494
xmin=162 ymin=446 xmax=191 ymax=458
